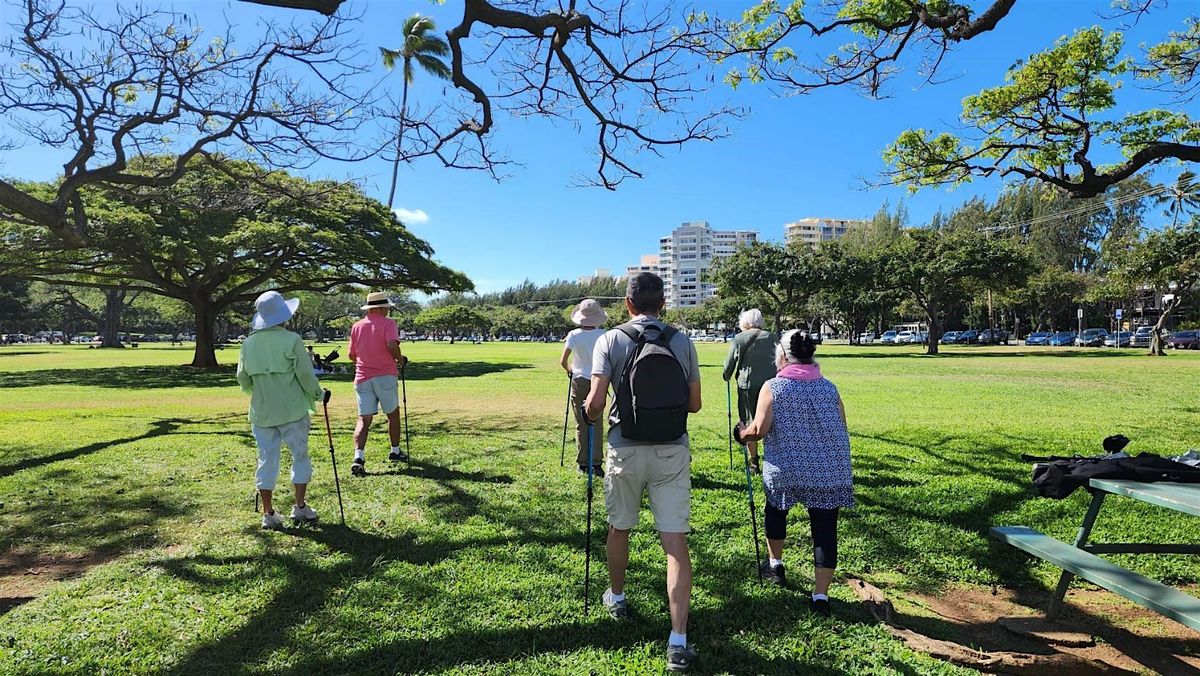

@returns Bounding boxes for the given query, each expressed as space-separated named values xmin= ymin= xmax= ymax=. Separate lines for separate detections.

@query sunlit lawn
xmin=0 ymin=340 xmax=1197 ymax=674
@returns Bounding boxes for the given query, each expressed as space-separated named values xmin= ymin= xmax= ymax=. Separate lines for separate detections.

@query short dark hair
xmin=626 ymin=272 xmax=665 ymax=315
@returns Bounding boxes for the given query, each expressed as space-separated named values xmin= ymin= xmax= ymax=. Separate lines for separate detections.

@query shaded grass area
xmin=0 ymin=342 xmax=1197 ymax=674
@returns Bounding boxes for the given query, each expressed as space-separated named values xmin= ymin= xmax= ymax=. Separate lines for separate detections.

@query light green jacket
xmin=236 ymin=327 xmax=321 ymax=427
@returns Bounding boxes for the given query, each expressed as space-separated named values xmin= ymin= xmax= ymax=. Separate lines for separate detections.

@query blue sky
xmin=3 ymin=1 xmax=1194 ymax=293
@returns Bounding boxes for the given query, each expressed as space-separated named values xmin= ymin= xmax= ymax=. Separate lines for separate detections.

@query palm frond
xmin=380 ymin=47 xmax=401 ymax=70
xmin=414 ymin=53 xmax=452 ymax=80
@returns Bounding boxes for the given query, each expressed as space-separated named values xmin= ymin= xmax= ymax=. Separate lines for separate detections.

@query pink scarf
xmin=777 ymin=362 xmax=823 ymax=381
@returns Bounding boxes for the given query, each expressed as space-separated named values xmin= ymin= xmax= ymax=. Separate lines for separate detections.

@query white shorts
xmin=355 ymin=375 xmax=399 ymax=416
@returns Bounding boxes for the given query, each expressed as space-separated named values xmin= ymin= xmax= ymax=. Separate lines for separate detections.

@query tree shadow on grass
xmin=314 ymin=361 xmax=530 ymax=385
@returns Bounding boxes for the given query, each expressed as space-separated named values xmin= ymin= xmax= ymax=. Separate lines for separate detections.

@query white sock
xmin=668 ymin=631 xmax=687 ymax=647
xmin=354 ymin=448 xmax=365 ymax=461
xmin=769 ymin=558 xmax=783 ymax=568
xmin=812 ymin=593 xmax=828 ymax=602
xmin=607 ymin=589 xmax=625 ymax=602
xmin=391 ymin=445 xmax=400 ymax=455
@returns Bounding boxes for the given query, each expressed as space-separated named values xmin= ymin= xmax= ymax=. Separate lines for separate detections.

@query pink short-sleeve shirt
xmin=349 ymin=314 xmax=400 ymax=384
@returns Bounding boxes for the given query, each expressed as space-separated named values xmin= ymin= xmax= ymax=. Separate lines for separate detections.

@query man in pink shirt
xmin=347 ymin=291 xmax=409 ymax=476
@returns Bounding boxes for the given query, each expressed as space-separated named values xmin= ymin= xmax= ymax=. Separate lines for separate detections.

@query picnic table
xmin=992 ymin=479 xmax=1200 ymax=632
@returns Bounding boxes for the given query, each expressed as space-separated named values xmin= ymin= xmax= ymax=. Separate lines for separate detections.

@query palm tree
xmin=1155 ymin=170 xmax=1200 ymax=227
xmin=380 ymin=15 xmax=451 ymax=209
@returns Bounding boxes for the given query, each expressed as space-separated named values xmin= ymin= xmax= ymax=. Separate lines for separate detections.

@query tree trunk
xmin=386 ymin=69 xmax=411 ymax=209
xmin=191 ymin=298 xmax=220 ymax=368
xmin=1147 ymin=298 xmax=1177 ymax=356
xmin=926 ymin=305 xmax=940 ymax=355
xmin=99 ymin=288 xmax=127 ymax=348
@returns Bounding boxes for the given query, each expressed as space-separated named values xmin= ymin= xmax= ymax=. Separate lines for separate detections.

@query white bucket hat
xmin=251 ymin=290 xmax=299 ymax=331
xmin=360 ymin=291 xmax=396 ymax=311
xmin=571 ymin=299 xmax=608 ymax=327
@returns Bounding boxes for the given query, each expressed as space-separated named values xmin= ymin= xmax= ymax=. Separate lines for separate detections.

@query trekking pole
xmin=560 ymin=375 xmax=571 ymax=467
xmin=322 ymin=389 xmax=346 ymax=525
xmin=726 ymin=380 xmax=734 ymax=470
xmin=582 ymin=405 xmax=596 ymax=616
xmin=401 ymin=362 xmax=411 ymax=468
xmin=741 ymin=436 xmax=763 ymax=583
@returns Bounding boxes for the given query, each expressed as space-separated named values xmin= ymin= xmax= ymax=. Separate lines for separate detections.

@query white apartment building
xmin=784 ymin=217 xmax=866 ymax=248
xmin=652 ymin=221 xmax=757 ymax=308
xmin=624 ymin=255 xmax=662 ymax=279
xmin=576 ymin=268 xmax=613 ymax=285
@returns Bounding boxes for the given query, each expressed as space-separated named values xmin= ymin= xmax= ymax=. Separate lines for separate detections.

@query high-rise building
xmin=576 ymin=268 xmax=613 ymax=285
xmin=784 ymin=217 xmax=866 ymax=248
xmin=624 ymin=255 xmax=662 ymax=279
xmin=645 ymin=221 xmax=756 ymax=308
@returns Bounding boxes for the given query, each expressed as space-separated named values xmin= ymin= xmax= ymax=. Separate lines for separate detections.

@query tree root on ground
xmin=847 ymin=579 xmax=1132 ymax=675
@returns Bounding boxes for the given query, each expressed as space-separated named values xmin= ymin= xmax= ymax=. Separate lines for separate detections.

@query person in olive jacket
xmin=722 ymin=309 xmax=778 ymax=469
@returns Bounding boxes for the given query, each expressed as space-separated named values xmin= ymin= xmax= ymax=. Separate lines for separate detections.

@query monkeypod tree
xmin=883 ymin=227 xmax=1031 ymax=354
xmin=3 ymin=157 xmax=471 ymax=367
xmin=414 ymin=305 xmax=491 ymax=343
xmin=884 ymin=26 xmax=1200 ymax=197
xmin=1104 ymin=223 xmax=1200 ymax=355
xmin=711 ymin=241 xmax=831 ymax=332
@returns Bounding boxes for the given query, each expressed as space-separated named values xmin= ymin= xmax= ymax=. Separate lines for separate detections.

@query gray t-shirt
xmin=591 ymin=315 xmax=700 ymax=447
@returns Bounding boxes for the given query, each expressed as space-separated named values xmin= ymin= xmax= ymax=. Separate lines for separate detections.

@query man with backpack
xmin=583 ymin=272 xmax=702 ymax=673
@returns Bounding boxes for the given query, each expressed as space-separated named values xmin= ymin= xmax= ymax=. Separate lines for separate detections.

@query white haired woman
xmin=721 ymin=309 xmax=777 ymax=467
xmin=736 ymin=330 xmax=854 ymax=616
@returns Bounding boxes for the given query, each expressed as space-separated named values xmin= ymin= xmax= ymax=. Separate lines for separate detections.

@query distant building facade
xmin=633 ymin=221 xmax=757 ymax=308
xmin=784 ymin=217 xmax=867 ymax=248
xmin=576 ymin=268 xmax=613 ymax=285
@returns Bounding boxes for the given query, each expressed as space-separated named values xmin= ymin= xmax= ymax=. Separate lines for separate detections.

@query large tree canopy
xmin=884 ymin=24 xmax=1200 ymax=197
xmin=2 ymin=157 xmax=471 ymax=367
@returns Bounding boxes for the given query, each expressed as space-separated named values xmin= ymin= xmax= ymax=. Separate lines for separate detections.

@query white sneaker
xmin=291 ymin=504 xmax=318 ymax=524
xmin=261 ymin=511 xmax=285 ymax=530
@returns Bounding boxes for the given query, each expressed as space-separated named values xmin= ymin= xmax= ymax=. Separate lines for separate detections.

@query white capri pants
xmin=253 ymin=417 xmax=313 ymax=490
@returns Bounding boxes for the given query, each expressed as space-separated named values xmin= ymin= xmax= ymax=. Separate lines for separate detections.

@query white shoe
xmin=291 ymin=504 xmax=318 ymax=524
xmin=261 ymin=511 xmax=285 ymax=530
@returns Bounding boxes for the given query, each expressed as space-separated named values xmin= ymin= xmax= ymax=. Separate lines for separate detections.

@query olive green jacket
xmin=722 ymin=329 xmax=778 ymax=391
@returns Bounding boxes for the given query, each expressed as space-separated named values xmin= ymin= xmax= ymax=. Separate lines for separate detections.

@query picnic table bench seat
xmin=991 ymin=525 xmax=1200 ymax=632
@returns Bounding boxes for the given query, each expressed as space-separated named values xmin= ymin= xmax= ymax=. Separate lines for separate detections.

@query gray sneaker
xmin=666 ymin=643 xmax=698 ymax=672
xmin=602 ymin=589 xmax=629 ymax=619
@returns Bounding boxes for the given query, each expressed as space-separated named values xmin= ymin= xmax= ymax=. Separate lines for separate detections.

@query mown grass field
xmin=0 ymin=341 xmax=1197 ymax=674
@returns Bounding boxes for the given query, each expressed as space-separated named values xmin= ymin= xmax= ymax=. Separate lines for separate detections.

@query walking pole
xmin=741 ymin=436 xmax=763 ymax=582
xmin=560 ymin=375 xmax=571 ymax=467
xmin=582 ymin=406 xmax=596 ymax=616
xmin=726 ymin=380 xmax=734 ymax=470
xmin=401 ymin=362 xmax=411 ymax=468
xmin=322 ymin=389 xmax=346 ymax=525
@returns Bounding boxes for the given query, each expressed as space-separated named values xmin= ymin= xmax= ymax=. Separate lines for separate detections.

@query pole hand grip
xmin=323 ymin=388 xmax=332 ymax=405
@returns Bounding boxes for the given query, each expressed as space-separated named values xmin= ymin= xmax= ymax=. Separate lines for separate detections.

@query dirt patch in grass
xmin=0 ymin=548 xmax=120 ymax=615
xmin=896 ymin=583 xmax=1200 ymax=674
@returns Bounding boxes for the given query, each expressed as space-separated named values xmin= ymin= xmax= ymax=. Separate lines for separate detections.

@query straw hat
xmin=571 ymin=299 xmax=608 ymax=327
xmin=360 ymin=291 xmax=396 ymax=311
xmin=251 ymin=290 xmax=300 ymax=331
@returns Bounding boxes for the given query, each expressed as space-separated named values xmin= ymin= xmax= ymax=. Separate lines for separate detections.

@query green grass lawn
xmin=0 ymin=341 xmax=1198 ymax=674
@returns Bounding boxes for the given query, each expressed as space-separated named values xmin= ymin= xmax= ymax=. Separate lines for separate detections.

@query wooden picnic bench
xmin=991 ymin=479 xmax=1200 ymax=632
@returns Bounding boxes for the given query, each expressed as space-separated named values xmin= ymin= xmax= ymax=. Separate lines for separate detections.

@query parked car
xmin=977 ymin=329 xmax=1010 ymax=345
xmin=1168 ymin=330 xmax=1200 ymax=349
xmin=1076 ymin=328 xmax=1108 ymax=347
xmin=956 ymin=329 xmax=979 ymax=345
xmin=1048 ymin=331 xmax=1078 ymax=347
xmin=1130 ymin=326 xmax=1154 ymax=348
xmin=1104 ymin=331 xmax=1133 ymax=348
xmin=940 ymin=331 xmax=962 ymax=344
xmin=895 ymin=331 xmax=916 ymax=344
xmin=880 ymin=330 xmax=899 ymax=345
xmin=1024 ymin=332 xmax=1051 ymax=346
xmin=856 ymin=332 xmax=875 ymax=344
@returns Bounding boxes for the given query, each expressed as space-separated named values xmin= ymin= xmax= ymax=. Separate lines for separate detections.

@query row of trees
xmin=710 ymin=178 xmax=1200 ymax=355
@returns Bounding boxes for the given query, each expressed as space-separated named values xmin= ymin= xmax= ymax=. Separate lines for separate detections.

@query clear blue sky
xmin=3 ymin=1 xmax=1193 ymax=293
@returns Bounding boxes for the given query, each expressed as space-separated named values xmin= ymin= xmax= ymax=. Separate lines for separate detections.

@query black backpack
xmin=613 ymin=322 xmax=690 ymax=442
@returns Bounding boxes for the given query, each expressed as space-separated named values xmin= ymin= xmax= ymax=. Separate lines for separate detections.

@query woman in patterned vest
xmin=736 ymin=330 xmax=854 ymax=616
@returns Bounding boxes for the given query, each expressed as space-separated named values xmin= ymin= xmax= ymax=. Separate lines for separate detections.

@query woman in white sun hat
xmin=560 ymin=299 xmax=609 ymax=475
xmin=237 ymin=290 xmax=323 ymax=530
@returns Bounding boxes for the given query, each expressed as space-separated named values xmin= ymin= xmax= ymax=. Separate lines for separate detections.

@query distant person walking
xmin=737 ymin=330 xmax=854 ymax=616
xmin=236 ymin=291 xmax=322 ymax=530
xmin=348 ymin=291 xmax=409 ymax=476
xmin=722 ymin=309 xmax=778 ymax=470
xmin=584 ymin=272 xmax=703 ymax=672
xmin=560 ymin=299 xmax=609 ymax=475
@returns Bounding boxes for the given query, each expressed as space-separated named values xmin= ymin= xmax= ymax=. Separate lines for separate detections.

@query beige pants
xmin=570 ymin=376 xmax=604 ymax=467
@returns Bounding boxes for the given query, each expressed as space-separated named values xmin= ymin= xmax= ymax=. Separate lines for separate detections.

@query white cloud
xmin=392 ymin=208 xmax=430 ymax=225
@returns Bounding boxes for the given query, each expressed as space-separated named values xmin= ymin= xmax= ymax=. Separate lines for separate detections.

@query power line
xmin=982 ymin=183 xmax=1168 ymax=234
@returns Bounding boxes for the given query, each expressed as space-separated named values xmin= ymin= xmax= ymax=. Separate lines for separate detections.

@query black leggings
xmin=764 ymin=504 xmax=839 ymax=569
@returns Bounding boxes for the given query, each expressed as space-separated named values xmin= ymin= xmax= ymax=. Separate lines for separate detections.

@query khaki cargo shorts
xmin=604 ymin=442 xmax=691 ymax=533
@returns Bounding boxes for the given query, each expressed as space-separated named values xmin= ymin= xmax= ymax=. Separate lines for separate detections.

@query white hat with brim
xmin=251 ymin=291 xmax=300 ymax=331
xmin=571 ymin=299 xmax=608 ymax=327
xmin=361 ymin=291 xmax=397 ymax=311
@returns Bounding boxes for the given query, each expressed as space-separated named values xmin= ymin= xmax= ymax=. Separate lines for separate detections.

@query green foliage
xmin=710 ymin=241 xmax=827 ymax=330
xmin=414 ymin=304 xmax=491 ymax=336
